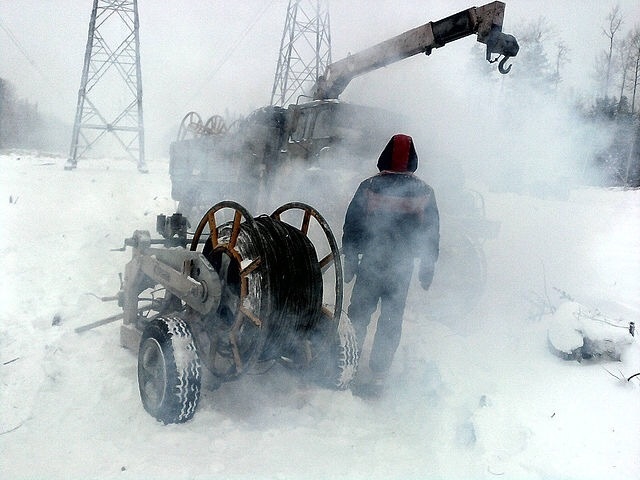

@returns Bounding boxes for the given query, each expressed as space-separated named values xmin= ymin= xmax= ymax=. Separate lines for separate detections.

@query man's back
xmin=343 ymin=171 xmax=438 ymax=264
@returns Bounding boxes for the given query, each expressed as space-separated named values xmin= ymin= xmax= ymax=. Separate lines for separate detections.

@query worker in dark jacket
xmin=342 ymin=134 xmax=439 ymax=395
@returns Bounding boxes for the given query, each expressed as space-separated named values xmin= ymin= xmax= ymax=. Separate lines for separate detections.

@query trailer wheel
xmin=309 ymin=314 xmax=358 ymax=389
xmin=138 ymin=315 xmax=201 ymax=424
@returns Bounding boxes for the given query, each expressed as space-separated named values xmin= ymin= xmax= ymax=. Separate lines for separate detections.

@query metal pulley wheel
xmin=202 ymin=115 xmax=228 ymax=135
xmin=176 ymin=111 xmax=203 ymax=141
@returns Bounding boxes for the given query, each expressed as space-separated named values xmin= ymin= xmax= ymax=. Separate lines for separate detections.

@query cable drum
xmin=192 ymin=201 xmax=353 ymax=385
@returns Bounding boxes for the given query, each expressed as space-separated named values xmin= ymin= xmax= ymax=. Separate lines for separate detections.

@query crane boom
xmin=313 ymin=1 xmax=519 ymax=100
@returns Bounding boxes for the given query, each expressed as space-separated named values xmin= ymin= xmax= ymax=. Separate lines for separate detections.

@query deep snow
xmin=1 ymin=153 xmax=639 ymax=479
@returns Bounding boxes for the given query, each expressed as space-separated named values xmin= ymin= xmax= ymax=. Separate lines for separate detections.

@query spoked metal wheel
xmin=271 ymin=202 xmax=357 ymax=389
xmin=271 ymin=202 xmax=343 ymax=322
xmin=177 ymin=111 xmax=203 ymax=141
xmin=226 ymin=118 xmax=242 ymax=134
xmin=138 ymin=315 xmax=201 ymax=424
xmin=203 ymin=115 xmax=227 ymax=136
xmin=190 ymin=201 xmax=266 ymax=380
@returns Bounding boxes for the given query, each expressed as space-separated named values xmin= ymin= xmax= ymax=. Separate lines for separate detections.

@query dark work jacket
xmin=342 ymin=171 xmax=440 ymax=280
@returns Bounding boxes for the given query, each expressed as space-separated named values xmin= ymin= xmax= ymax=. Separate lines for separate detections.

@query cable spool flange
xmin=191 ymin=201 xmax=266 ymax=379
xmin=270 ymin=202 xmax=348 ymax=378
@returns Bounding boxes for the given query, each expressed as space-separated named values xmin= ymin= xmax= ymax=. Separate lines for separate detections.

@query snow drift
xmin=1 ymin=153 xmax=639 ymax=479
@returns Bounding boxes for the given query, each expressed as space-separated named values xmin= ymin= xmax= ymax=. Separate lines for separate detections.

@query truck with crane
xmin=169 ymin=1 xmax=518 ymax=221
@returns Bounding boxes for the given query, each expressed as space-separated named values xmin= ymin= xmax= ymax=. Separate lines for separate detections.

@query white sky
xmin=1 ymin=0 xmax=639 ymax=154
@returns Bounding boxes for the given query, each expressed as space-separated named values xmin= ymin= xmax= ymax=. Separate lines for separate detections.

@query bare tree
xmin=0 ymin=78 xmax=16 ymax=148
xmin=617 ymin=30 xmax=634 ymax=112
xmin=510 ymin=17 xmax=558 ymax=91
xmin=601 ymin=5 xmax=624 ymax=96
xmin=629 ymin=27 xmax=640 ymax=113
xmin=553 ymin=41 xmax=570 ymax=90
xmin=0 ymin=77 xmax=47 ymax=150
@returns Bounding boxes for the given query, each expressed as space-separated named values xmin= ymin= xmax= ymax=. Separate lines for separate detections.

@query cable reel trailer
xmin=117 ymin=201 xmax=357 ymax=424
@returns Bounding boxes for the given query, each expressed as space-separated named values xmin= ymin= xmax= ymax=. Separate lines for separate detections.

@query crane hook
xmin=498 ymin=56 xmax=513 ymax=74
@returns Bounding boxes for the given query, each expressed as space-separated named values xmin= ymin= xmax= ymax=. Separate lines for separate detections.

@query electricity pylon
xmin=66 ymin=0 xmax=146 ymax=172
xmin=270 ymin=0 xmax=331 ymax=107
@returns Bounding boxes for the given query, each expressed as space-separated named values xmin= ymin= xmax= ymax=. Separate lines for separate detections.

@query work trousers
xmin=347 ymin=257 xmax=412 ymax=374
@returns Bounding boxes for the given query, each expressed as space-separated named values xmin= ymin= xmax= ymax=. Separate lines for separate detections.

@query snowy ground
xmin=1 ymin=153 xmax=639 ymax=479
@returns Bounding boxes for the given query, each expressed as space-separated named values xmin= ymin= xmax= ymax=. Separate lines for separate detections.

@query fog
xmin=1 ymin=0 xmax=639 ymax=157
xmin=2 ymin=0 xmax=637 ymax=378
xmin=1 ymin=152 xmax=638 ymax=479
xmin=1 ymin=2 xmax=640 ymax=478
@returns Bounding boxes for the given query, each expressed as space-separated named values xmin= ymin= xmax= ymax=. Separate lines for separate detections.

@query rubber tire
xmin=310 ymin=315 xmax=359 ymax=390
xmin=138 ymin=315 xmax=201 ymax=424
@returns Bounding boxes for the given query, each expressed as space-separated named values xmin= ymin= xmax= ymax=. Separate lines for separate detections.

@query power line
xmin=182 ymin=0 xmax=277 ymax=110
xmin=0 ymin=18 xmax=52 ymax=83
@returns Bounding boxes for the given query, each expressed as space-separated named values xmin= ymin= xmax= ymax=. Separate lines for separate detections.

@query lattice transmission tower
xmin=270 ymin=0 xmax=331 ymax=107
xmin=66 ymin=0 xmax=146 ymax=172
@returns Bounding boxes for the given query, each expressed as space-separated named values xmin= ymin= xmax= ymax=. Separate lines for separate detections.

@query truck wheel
xmin=137 ymin=315 xmax=201 ymax=424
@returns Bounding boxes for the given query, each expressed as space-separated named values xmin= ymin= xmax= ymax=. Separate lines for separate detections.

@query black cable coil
xmin=203 ymin=214 xmax=323 ymax=364
xmin=253 ymin=216 xmax=323 ymax=360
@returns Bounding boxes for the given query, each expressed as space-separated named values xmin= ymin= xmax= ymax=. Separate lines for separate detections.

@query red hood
xmin=376 ymin=134 xmax=418 ymax=173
